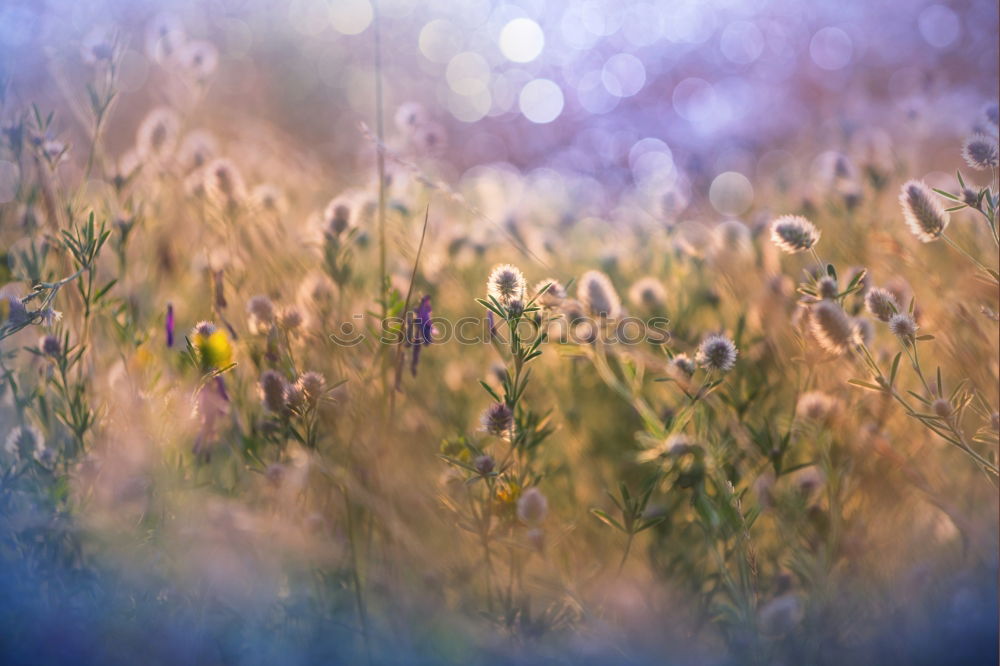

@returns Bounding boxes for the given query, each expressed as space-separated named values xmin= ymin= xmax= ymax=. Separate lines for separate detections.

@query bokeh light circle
xmin=518 ymin=79 xmax=564 ymax=124
xmin=709 ymin=171 xmax=754 ymax=215
xmin=499 ymin=18 xmax=545 ymax=63
xmin=810 ymin=27 xmax=852 ymax=71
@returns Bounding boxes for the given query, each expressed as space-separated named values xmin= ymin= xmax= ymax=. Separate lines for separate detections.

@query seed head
xmin=136 ymin=107 xmax=180 ymax=163
xmin=179 ymin=40 xmax=218 ymax=82
xmin=251 ymin=184 xmax=287 ymax=214
xmin=796 ymin=391 xmax=839 ymax=422
xmin=578 ymin=270 xmax=621 ymax=319
xmin=628 ymin=277 xmax=667 ymax=310
xmin=278 ymin=307 xmax=304 ymax=332
xmin=809 ymin=301 xmax=857 ymax=355
xmin=260 ymin=370 xmax=288 ymax=415
xmin=474 ymin=455 xmax=495 ymax=476
xmin=481 ymin=402 xmax=514 ymax=436
xmin=487 ymin=264 xmax=527 ymax=306
xmin=394 ymin=102 xmax=427 ymax=133
xmin=177 ymin=130 xmax=218 ymax=172
xmin=517 ymin=487 xmax=548 ymax=525
xmin=284 ymin=382 xmax=305 ymax=412
xmin=931 ymin=399 xmax=951 ymax=418
xmin=324 ymin=198 xmax=353 ymax=235
xmin=817 ymin=276 xmax=838 ymax=301
xmin=961 ymin=134 xmax=999 ymax=171
xmin=298 ymin=371 xmax=326 ymax=405
xmin=865 ymin=287 xmax=900 ymax=322
xmin=770 ymin=215 xmax=820 ymax=254
xmin=695 ymin=334 xmax=738 ymax=373
xmin=40 ymin=335 xmax=61 ymax=357
xmin=669 ymin=353 xmax=697 ymax=379
xmin=712 ymin=219 xmax=752 ymax=256
xmin=532 ymin=279 xmax=566 ymax=307
xmin=888 ymin=313 xmax=918 ymax=344
xmin=145 ymin=12 xmax=184 ymax=62
xmin=248 ymin=295 xmax=275 ymax=322
xmin=899 ymin=180 xmax=949 ymax=242
xmin=854 ymin=317 xmax=874 ymax=346
xmin=204 ymin=158 xmax=246 ymax=207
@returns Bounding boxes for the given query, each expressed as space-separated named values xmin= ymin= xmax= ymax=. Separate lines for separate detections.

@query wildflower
xmin=962 ymin=188 xmax=980 ymax=208
xmin=203 ymin=158 xmax=246 ymax=207
xmin=532 ymin=279 xmax=566 ymax=307
xmin=409 ymin=295 xmax=433 ymax=377
xmin=481 ymin=402 xmax=514 ymax=436
xmin=817 ymin=276 xmax=838 ymax=300
xmin=284 ymin=382 xmax=305 ymax=412
xmin=899 ymin=180 xmax=949 ymax=242
xmin=961 ymin=134 xmax=999 ymax=170
xmin=669 ymin=353 xmax=696 ymax=379
xmin=796 ymin=391 xmax=838 ymax=422
xmin=487 ymin=264 xmax=527 ymax=307
xmin=324 ymin=197 xmax=353 ymax=235
xmin=578 ymin=270 xmax=621 ymax=319
xmin=251 ymin=184 xmax=287 ymax=214
xmin=1 ymin=295 xmax=27 ymax=326
xmin=474 ymin=455 xmax=495 ymax=477
xmin=712 ymin=219 xmax=752 ymax=256
xmin=854 ymin=317 xmax=874 ymax=346
xmin=278 ymin=307 xmax=304 ymax=332
xmin=628 ymin=277 xmax=667 ymax=310
xmin=865 ymin=287 xmax=899 ymax=322
xmin=39 ymin=308 xmax=62 ymax=327
xmin=146 ymin=12 xmax=185 ymax=63
xmin=176 ymin=130 xmax=218 ymax=172
xmin=81 ymin=27 xmax=115 ymax=65
xmin=888 ymin=312 xmax=918 ymax=344
xmin=260 ymin=370 xmax=288 ymax=415
xmin=809 ymin=301 xmax=857 ymax=355
xmin=517 ymin=487 xmax=548 ymax=525
xmin=136 ymin=107 xmax=181 ymax=163
xmin=412 ymin=122 xmax=447 ymax=156
xmin=166 ymin=303 xmax=175 ymax=347
xmin=770 ymin=215 xmax=820 ymax=253
xmin=40 ymin=335 xmax=61 ymax=357
xmin=931 ymin=399 xmax=951 ymax=418
xmin=298 ymin=371 xmax=326 ymax=405
xmin=695 ymin=334 xmax=738 ymax=373
xmin=247 ymin=295 xmax=275 ymax=334
xmin=394 ymin=102 xmax=427 ymax=133
xmin=191 ymin=322 xmax=233 ymax=371
xmin=179 ymin=40 xmax=218 ymax=82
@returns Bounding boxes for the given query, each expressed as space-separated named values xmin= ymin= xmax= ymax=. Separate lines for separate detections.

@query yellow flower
xmin=194 ymin=329 xmax=233 ymax=371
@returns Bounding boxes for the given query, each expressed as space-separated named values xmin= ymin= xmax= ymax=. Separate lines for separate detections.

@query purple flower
xmin=166 ymin=303 xmax=175 ymax=347
xmin=410 ymin=295 xmax=432 ymax=376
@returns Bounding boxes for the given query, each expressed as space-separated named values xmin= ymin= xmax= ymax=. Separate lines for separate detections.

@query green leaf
xmin=889 ymin=352 xmax=902 ymax=388
xmin=590 ymin=508 xmax=625 ymax=532
xmin=847 ymin=378 xmax=883 ymax=392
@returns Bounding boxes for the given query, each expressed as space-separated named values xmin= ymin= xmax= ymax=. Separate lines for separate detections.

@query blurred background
xmin=1 ymin=0 xmax=997 ymax=212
